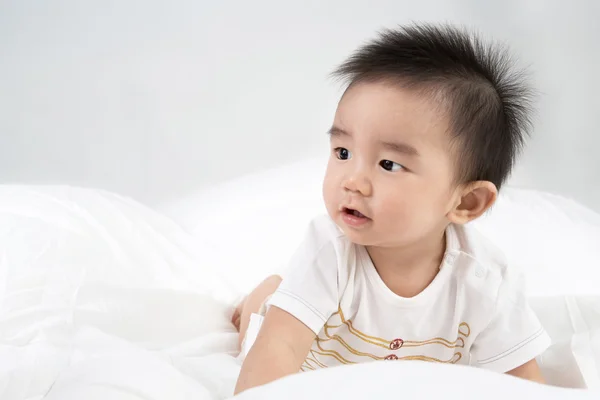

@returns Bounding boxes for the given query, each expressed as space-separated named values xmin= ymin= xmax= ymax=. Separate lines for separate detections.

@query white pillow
xmin=162 ymin=157 xmax=328 ymax=295
xmin=161 ymin=158 xmax=600 ymax=389
xmin=472 ymin=188 xmax=600 ymax=296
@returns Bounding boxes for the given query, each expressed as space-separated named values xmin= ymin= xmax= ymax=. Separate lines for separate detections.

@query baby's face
xmin=323 ymin=81 xmax=461 ymax=248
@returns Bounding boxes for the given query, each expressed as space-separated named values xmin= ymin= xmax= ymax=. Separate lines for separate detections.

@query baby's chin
xmin=336 ymin=224 xmax=378 ymax=246
xmin=336 ymin=222 xmax=412 ymax=248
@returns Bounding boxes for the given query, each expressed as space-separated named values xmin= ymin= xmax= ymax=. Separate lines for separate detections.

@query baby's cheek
xmin=379 ymin=199 xmax=413 ymax=227
xmin=385 ymin=197 xmax=436 ymax=231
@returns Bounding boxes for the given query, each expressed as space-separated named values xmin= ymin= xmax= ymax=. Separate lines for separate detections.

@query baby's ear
xmin=447 ymin=181 xmax=497 ymax=225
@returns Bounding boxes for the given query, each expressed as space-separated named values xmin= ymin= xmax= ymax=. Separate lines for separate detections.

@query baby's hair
xmin=332 ymin=23 xmax=534 ymax=189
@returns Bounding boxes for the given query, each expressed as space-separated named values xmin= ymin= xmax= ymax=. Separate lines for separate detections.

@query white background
xmin=1 ymin=0 xmax=599 ymax=211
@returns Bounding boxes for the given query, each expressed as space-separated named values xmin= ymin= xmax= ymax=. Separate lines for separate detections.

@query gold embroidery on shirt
xmin=305 ymin=355 xmax=328 ymax=369
xmin=301 ymin=306 xmax=470 ymax=371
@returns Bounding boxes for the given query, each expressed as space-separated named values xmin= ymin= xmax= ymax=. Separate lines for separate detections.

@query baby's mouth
xmin=343 ymin=207 xmax=368 ymax=219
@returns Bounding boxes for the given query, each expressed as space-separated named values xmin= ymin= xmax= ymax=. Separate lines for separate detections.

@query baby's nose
xmin=342 ymin=173 xmax=372 ymax=197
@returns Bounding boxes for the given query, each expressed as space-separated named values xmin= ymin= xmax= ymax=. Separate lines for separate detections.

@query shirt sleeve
xmin=470 ymin=267 xmax=551 ymax=373
xmin=266 ymin=217 xmax=341 ymax=335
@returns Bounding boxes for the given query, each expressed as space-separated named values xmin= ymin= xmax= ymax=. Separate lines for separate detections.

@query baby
xmin=234 ymin=23 xmax=550 ymax=394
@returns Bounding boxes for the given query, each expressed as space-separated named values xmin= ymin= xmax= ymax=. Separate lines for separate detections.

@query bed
xmin=1 ymin=158 xmax=599 ymax=399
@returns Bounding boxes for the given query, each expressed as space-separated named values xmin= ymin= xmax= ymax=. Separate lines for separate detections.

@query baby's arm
xmin=235 ymin=216 xmax=342 ymax=394
xmin=234 ymin=306 xmax=315 ymax=394
xmin=507 ymin=359 xmax=545 ymax=383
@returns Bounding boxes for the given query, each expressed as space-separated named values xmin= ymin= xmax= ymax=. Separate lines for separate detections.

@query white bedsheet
xmin=0 ymin=185 xmax=241 ymax=400
xmin=1 ymin=182 xmax=599 ymax=399
xmin=236 ymin=361 xmax=597 ymax=400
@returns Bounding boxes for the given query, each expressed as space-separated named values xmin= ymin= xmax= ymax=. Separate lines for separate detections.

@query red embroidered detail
xmin=385 ymin=354 xmax=398 ymax=360
xmin=389 ymin=338 xmax=404 ymax=350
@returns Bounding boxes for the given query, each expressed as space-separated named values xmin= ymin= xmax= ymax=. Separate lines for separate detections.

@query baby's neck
xmin=366 ymin=230 xmax=446 ymax=298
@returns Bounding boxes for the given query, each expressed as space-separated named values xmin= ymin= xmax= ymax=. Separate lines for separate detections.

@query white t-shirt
xmin=266 ymin=214 xmax=551 ymax=373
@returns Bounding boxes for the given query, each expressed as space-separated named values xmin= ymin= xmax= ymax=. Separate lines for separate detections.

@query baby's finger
xmin=231 ymin=308 xmax=240 ymax=323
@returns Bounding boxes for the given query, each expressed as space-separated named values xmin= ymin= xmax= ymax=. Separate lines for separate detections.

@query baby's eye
xmin=335 ymin=147 xmax=352 ymax=160
xmin=380 ymin=160 xmax=403 ymax=172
